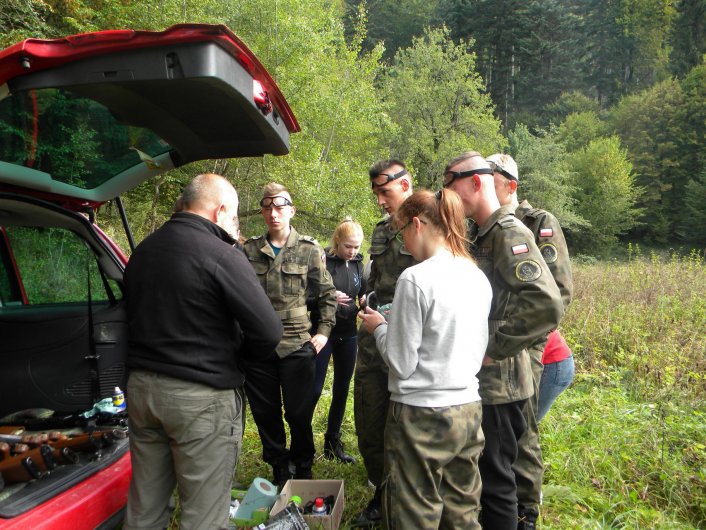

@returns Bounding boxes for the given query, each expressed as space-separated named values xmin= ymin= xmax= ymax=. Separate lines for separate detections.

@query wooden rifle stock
xmin=0 ymin=428 xmax=127 ymax=488
xmin=0 ymin=453 xmax=42 ymax=484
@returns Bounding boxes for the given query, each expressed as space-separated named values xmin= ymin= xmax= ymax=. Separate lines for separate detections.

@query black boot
xmin=518 ymin=506 xmax=539 ymax=530
xmin=294 ymin=464 xmax=312 ymax=480
xmin=351 ymin=486 xmax=382 ymax=527
xmin=323 ymin=432 xmax=356 ymax=464
xmin=272 ymin=463 xmax=293 ymax=490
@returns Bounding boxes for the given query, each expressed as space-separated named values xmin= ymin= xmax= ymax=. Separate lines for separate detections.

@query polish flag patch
xmin=512 ymin=243 xmax=529 ymax=255
xmin=540 ymin=228 xmax=553 ymax=237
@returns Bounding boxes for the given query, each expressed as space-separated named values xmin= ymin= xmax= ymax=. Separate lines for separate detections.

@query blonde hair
xmin=395 ymin=189 xmax=472 ymax=260
xmin=331 ymin=217 xmax=364 ymax=251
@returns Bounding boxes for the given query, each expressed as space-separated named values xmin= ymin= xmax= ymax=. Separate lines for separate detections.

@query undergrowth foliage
xmin=563 ymin=246 xmax=706 ymax=400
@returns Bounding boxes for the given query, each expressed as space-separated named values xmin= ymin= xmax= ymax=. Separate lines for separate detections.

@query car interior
xmin=0 ymin=195 xmax=128 ymax=517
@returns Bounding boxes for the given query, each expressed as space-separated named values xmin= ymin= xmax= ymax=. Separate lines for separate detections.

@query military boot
xmin=294 ymin=464 xmax=312 ymax=480
xmin=518 ymin=506 xmax=539 ymax=530
xmin=323 ymin=432 xmax=356 ymax=464
xmin=351 ymin=486 xmax=381 ymax=528
xmin=272 ymin=464 xmax=293 ymax=490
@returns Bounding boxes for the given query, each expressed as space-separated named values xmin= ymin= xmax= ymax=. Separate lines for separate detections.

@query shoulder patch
xmin=539 ymin=243 xmax=558 ymax=264
xmin=246 ymin=234 xmax=263 ymax=242
xmin=511 ymin=243 xmax=529 ymax=255
xmin=498 ymin=216 xmax=516 ymax=229
xmin=539 ymin=228 xmax=553 ymax=238
xmin=299 ymin=235 xmax=319 ymax=245
xmin=525 ymin=208 xmax=545 ymax=219
xmin=515 ymin=259 xmax=542 ymax=282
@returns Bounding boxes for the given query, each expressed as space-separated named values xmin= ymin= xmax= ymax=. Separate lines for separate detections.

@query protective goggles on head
xmin=259 ymin=196 xmax=293 ymax=208
xmin=442 ymin=167 xmax=493 ymax=188
xmin=487 ymin=160 xmax=518 ymax=181
xmin=371 ymin=169 xmax=408 ymax=189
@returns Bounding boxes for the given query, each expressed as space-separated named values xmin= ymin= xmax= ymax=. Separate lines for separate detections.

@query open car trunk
xmin=0 ymin=194 xmax=130 ymax=518
xmin=0 ymin=23 xmax=299 ymax=527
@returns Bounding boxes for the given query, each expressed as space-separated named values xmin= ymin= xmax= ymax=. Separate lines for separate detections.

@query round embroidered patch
xmin=515 ymin=259 xmax=542 ymax=282
xmin=539 ymin=243 xmax=558 ymax=264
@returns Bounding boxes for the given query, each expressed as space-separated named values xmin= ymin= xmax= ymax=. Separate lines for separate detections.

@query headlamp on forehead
xmin=442 ymin=167 xmax=493 ymax=188
xmin=370 ymin=168 xmax=408 ymax=189
xmin=259 ymin=195 xmax=293 ymax=208
xmin=487 ymin=160 xmax=518 ymax=181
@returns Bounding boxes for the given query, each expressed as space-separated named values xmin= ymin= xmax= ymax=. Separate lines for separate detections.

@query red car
xmin=0 ymin=24 xmax=298 ymax=529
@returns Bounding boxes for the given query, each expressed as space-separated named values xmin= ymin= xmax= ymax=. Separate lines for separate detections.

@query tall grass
xmin=175 ymin=251 xmax=706 ymax=529
xmin=563 ymin=247 xmax=706 ymax=401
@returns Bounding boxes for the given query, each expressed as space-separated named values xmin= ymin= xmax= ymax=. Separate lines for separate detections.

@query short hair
xmin=444 ymin=151 xmax=485 ymax=173
xmin=394 ymin=189 xmax=472 ymax=260
xmin=486 ymin=153 xmax=519 ymax=181
xmin=369 ymin=159 xmax=407 ymax=180
xmin=262 ymin=182 xmax=290 ymax=198
xmin=180 ymin=173 xmax=235 ymax=211
xmin=331 ymin=217 xmax=364 ymax=250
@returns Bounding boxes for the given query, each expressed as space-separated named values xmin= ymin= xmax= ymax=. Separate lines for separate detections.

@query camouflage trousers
xmin=381 ymin=401 xmax=484 ymax=530
xmin=513 ymin=345 xmax=545 ymax=511
xmin=354 ymin=328 xmax=390 ymax=487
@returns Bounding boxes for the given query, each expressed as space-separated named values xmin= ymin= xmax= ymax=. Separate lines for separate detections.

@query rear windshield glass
xmin=0 ymin=88 xmax=171 ymax=189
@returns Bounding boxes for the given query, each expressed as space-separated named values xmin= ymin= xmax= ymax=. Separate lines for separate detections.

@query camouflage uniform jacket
xmin=515 ymin=200 xmax=573 ymax=312
xmin=471 ymin=205 xmax=564 ymax=404
xmin=357 ymin=216 xmax=418 ymax=373
xmin=243 ymin=227 xmax=336 ymax=358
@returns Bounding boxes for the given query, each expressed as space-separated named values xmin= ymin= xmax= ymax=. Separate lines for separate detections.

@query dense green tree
xmin=4 ymin=0 xmax=704 ymax=253
xmin=440 ymin=0 xmax=589 ymax=130
xmin=344 ymin=0 xmax=443 ymax=60
xmin=576 ymin=0 xmax=675 ymax=105
xmin=380 ymin=26 xmax=504 ymax=189
xmin=0 ymin=0 xmax=51 ymax=46
xmin=682 ymin=170 xmax=706 ymax=245
xmin=212 ymin=0 xmax=390 ymax=239
xmin=669 ymin=0 xmax=706 ymax=77
xmin=675 ymin=62 xmax=706 ymax=243
xmin=542 ymin=91 xmax=602 ymax=126
xmin=677 ymin=62 xmax=706 ymax=170
xmin=508 ymin=124 xmax=588 ymax=232
xmin=557 ymin=111 xmax=609 ymax=152
xmin=440 ymin=0 xmax=530 ymax=129
xmin=609 ymin=79 xmax=685 ymax=243
xmin=568 ymin=136 xmax=643 ymax=250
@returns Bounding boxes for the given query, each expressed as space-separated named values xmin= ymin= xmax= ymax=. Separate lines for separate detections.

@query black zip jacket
xmin=125 ymin=212 xmax=283 ymax=389
xmin=309 ymin=249 xmax=366 ymax=338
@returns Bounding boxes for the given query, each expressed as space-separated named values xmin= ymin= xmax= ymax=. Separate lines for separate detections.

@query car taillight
xmin=253 ymin=79 xmax=272 ymax=114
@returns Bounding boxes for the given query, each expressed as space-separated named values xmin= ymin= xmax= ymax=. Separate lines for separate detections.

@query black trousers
xmin=243 ymin=343 xmax=316 ymax=469
xmin=478 ymin=400 xmax=528 ymax=530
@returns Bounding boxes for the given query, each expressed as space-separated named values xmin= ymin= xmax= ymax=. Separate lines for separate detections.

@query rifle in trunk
xmin=0 ymin=428 xmax=127 ymax=487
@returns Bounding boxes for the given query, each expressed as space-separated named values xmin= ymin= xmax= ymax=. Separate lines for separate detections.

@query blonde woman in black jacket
xmin=310 ymin=218 xmax=366 ymax=463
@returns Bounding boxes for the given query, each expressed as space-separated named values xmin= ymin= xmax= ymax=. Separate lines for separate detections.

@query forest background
xmin=3 ymin=0 xmax=705 ymax=253
xmin=2 ymin=1 xmax=704 ymax=529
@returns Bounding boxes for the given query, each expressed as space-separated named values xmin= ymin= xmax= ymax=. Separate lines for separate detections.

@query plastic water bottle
xmin=112 ymin=387 xmax=126 ymax=411
xmin=311 ymin=496 xmax=328 ymax=516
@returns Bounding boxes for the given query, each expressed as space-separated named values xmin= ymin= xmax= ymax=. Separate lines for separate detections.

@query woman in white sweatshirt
xmin=359 ymin=188 xmax=492 ymax=530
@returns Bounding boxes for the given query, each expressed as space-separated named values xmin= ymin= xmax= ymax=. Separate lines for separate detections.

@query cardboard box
xmin=270 ymin=479 xmax=344 ymax=530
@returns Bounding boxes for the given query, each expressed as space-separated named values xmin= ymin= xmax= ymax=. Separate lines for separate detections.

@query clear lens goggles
xmin=260 ymin=196 xmax=293 ymax=208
